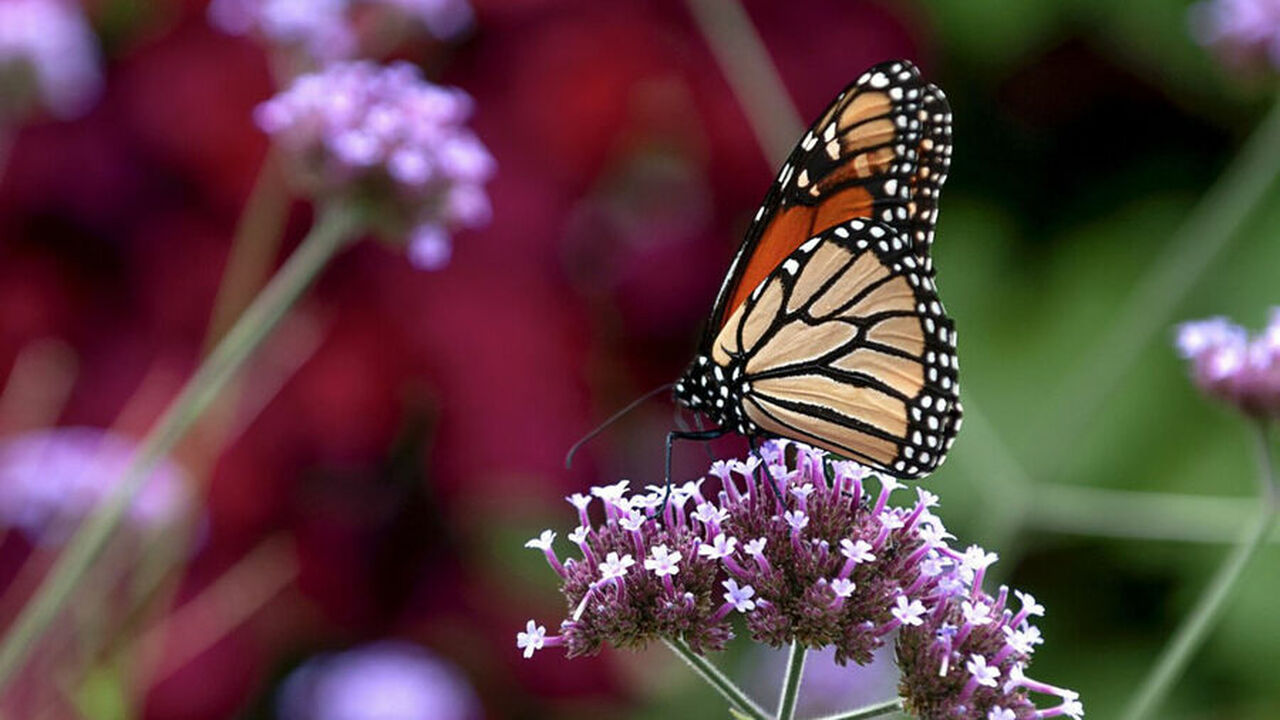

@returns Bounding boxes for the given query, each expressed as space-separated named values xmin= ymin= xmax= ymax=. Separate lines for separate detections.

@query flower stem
xmin=663 ymin=638 xmax=770 ymax=720
xmin=682 ymin=0 xmax=802 ymax=165
xmin=203 ymin=151 xmax=291 ymax=351
xmin=1028 ymin=483 xmax=1280 ymax=544
xmin=0 ymin=203 xmax=361 ymax=694
xmin=1124 ymin=421 xmax=1277 ymax=720
xmin=815 ymin=698 xmax=904 ymax=720
xmin=776 ymin=639 xmax=807 ymax=720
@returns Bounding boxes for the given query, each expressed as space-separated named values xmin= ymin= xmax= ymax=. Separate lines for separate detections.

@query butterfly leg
xmin=664 ymin=428 xmax=726 ymax=510
xmin=692 ymin=415 xmax=720 ymax=465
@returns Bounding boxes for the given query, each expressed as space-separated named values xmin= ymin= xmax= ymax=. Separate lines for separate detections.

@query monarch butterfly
xmin=670 ymin=59 xmax=962 ymax=479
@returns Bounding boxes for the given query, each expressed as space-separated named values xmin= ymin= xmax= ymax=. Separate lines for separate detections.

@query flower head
xmin=0 ymin=0 xmax=101 ymax=121
xmin=517 ymin=620 xmax=547 ymax=658
xmin=644 ymin=544 xmax=682 ymax=577
xmin=0 ymin=428 xmax=190 ymax=544
xmin=255 ymin=60 xmax=494 ymax=269
xmin=892 ymin=595 xmax=927 ymax=627
xmin=897 ymin=570 xmax=1081 ymax=719
xmin=277 ymin=641 xmax=480 ymax=719
xmin=209 ymin=0 xmax=473 ymax=66
xmin=722 ymin=579 xmax=756 ymax=613
xmin=1175 ymin=310 xmax=1280 ymax=417
xmin=1190 ymin=0 xmax=1280 ymax=70
xmin=523 ymin=442 xmax=1080 ymax=718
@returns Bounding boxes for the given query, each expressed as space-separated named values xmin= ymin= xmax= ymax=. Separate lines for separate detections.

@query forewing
xmin=706 ymin=60 xmax=953 ymax=340
xmin=713 ymin=218 xmax=961 ymax=477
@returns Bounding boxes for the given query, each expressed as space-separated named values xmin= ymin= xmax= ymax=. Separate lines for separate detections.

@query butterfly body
xmin=673 ymin=60 xmax=962 ymax=479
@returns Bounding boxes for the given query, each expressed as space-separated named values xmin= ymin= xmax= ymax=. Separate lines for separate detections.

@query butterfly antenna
xmin=564 ymin=382 xmax=676 ymax=469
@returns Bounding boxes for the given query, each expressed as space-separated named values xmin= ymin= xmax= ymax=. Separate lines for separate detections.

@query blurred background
xmin=1 ymin=0 xmax=1279 ymax=717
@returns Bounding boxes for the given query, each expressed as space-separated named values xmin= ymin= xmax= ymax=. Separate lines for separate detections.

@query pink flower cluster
xmin=518 ymin=441 xmax=1082 ymax=719
xmin=1177 ymin=309 xmax=1280 ymax=417
xmin=0 ymin=0 xmax=100 ymax=120
xmin=209 ymin=0 xmax=473 ymax=64
xmin=0 ymin=428 xmax=190 ymax=545
xmin=255 ymin=60 xmax=494 ymax=268
xmin=1190 ymin=0 xmax=1280 ymax=70
xmin=278 ymin=642 xmax=480 ymax=720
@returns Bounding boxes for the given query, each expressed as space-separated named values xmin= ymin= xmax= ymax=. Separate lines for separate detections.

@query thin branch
xmin=681 ymin=0 xmax=803 ymax=163
xmin=664 ymin=638 xmax=770 ymax=720
xmin=1040 ymin=95 xmax=1280 ymax=474
xmin=1124 ymin=422 xmax=1277 ymax=720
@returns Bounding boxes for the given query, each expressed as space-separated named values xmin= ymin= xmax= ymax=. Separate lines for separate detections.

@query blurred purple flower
xmin=1176 ymin=309 xmax=1280 ymax=417
xmin=377 ymin=0 xmax=474 ymax=40
xmin=278 ymin=641 xmax=481 ymax=720
xmin=255 ymin=60 xmax=494 ymax=269
xmin=519 ymin=441 xmax=1081 ymax=718
xmin=0 ymin=428 xmax=189 ymax=544
xmin=1189 ymin=0 xmax=1280 ymax=69
xmin=208 ymin=0 xmax=473 ymax=64
xmin=0 ymin=0 xmax=101 ymax=121
xmin=209 ymin=0 xmax=354 ymax=64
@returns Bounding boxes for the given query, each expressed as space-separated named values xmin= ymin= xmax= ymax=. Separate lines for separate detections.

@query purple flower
xmin=255 ymin=60 xmax=494 ymax=269
xmin=209 ymin=0 xmax=473 ymax=65
xmin=644 ymin=544 xmax=683 ymax=577
xmin=891 ymin=595 xmax=927 ymax=627
xmin=897 ymin=575 xmax=1081 ymax=718
xmin=277 ymin=641 xmax=481 ymax=720
xmin=0 ymin=0 xmax=100 ymax=121
xmin=378 ymin=0 xmax=474 ymax=39
xmin=1175 ymin=310 xmax=1280 ymax=417
xmin=521 ymin=441 xmax=1081 ymax=720
xmin=517 ymin=620 xmax=561 ymax=658
xmin=1190 ymin=0 xmax=1280 ymax=70
xmin=0 ymin=428 xmax=190 ymax=544
xmin=722 ymin=579 xmax=757 ymax=613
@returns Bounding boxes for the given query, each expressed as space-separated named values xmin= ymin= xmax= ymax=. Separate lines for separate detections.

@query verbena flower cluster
xmin=0 ymin=0 xmax=101 ymax=121
xmin=277 ymin=641 xmax=480 ymax=720
xmin=209 ymin=0 xmax=473 ymax=64
xmin=0 ymin=428 xmax=189 ymax=544
xmin=1177 ymin=309 xmax=1280 ymax=417
xmin=1189 ymin=0 xmax=1280 ymax=70
xmin=518 ymin=441 xmax=1082 ymax=719
xmin=255 ymin=60 xmax=494 ymax=269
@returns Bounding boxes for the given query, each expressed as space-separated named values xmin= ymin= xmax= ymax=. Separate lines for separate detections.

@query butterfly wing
xmin=710 ymin=218 xmax=961 ymax=477
xmin=704 ymin=60 xmax=952 ymax=344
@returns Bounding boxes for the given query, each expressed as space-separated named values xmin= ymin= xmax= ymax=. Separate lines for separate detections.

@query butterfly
xmin=671 ymin=60 xmax=962 ymax=479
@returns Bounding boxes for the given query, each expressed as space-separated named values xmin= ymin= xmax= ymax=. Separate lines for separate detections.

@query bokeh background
xmin=1 ymin=0 xmax=1279 ymax=718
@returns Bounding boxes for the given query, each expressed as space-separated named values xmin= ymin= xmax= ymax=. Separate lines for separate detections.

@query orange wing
xmin=704 ymin=60 xmax=953 ymax=345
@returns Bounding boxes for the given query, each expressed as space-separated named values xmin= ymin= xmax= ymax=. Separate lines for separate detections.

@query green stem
xmin=776 ymin=640 xmax=806 ymax=720
xmin=663 ymin=638 xmax=770 ymax=720
xmin=1028 ymin=483 xmax=1280 ymax=544
xmin=816 ymin=698 xmax=905 ymax=720
xmin=1042 ymin=94 xmax=1280 ymax=472
xmin=0 ymin=204 xmax=361 ymax=693
xmin=204 ymin=151 xmax=292 ymax=352
xmin=1124 ymin=421 xmax=1277 ymax=720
